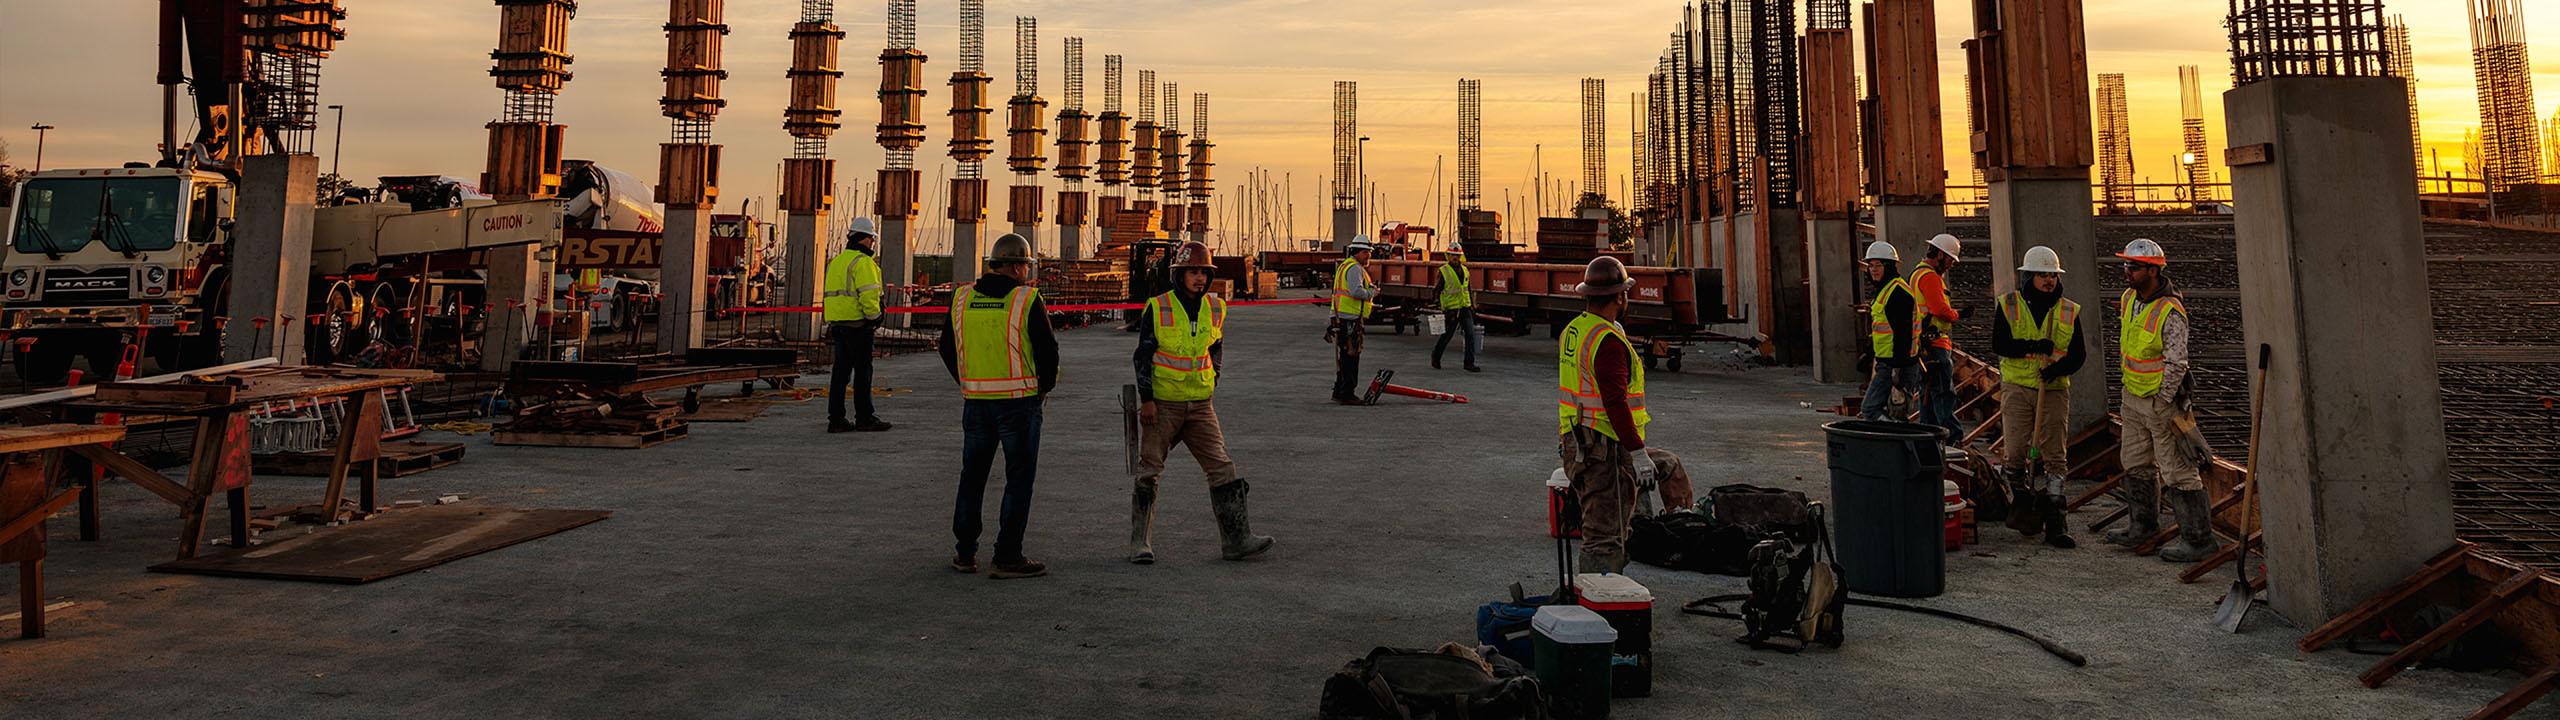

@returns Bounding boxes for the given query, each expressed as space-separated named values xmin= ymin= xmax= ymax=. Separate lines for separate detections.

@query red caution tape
xmin=721 ymin=297 xmax=1326 ymax=315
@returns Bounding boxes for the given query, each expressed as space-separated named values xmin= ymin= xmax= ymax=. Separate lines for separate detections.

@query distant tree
xmin=316 ymin=172 xmax=355 ymax=205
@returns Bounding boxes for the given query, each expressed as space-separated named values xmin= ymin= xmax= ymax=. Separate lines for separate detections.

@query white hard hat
xmin=846 ymin=217 xmax=878 ymax=239
xmin=986 ymin=233 xmax=1035 ymax=264
xmin=2017 ymin=246 xmax=2065 ymax=273
xmin=2117 ymin=238 xmax=2166 ymax=266
xmin=1346 ymin=235 xmax=1376 ymax=253
xmin=1447 ymin=241 xmax=1465 ymax=254
xmin=1927 ymin=233 xmax=1962 ymax=260
xmin=1864 ymin=240 xmax=1899 ymax=263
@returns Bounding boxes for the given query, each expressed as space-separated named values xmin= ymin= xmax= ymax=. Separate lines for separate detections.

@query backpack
xmin=1319 ymin=646 xmax=1548 ymax=720
xmin=1627 ymin=511 xmax=1761 ymax=576
xmin=1683 ymin=503 xmax=1847 ymax=652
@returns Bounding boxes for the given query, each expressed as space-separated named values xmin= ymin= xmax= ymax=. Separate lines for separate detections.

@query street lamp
xmin=1357 ymin=136 xmax=1371 ymax=234
xmin=326 ymin=105 xmax=347 ymax=177
xmin=29 ymin=124 xmax=54 ymax=171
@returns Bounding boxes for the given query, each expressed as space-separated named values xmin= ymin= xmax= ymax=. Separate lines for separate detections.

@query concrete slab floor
xmin=0 ymin=303 xmax=2527 ymax=718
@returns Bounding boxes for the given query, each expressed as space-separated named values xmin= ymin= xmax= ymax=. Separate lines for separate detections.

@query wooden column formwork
xmin=876 ymin=48 xmax=928 ymax=151
xmin=482 ymin=121 xmax=565 ymax=200
xmin=659 ymin=0 xmax=728 ymax=123
xmin=783 ymin=20 xmax=845 ymax=141
xmin=1006 ymin=185 xmax=1043 ymax=226
xmin=781 ymin=158 xmax=833 ymax=213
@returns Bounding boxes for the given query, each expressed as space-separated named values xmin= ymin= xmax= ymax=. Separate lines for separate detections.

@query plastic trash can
xmin=1822 ymin=419 xmax=1948 ymax=597
xmin=1532 ymin=604 xmax=1618 ymax=719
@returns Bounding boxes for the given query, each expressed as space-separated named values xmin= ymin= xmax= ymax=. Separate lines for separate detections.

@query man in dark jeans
xmin=825 ymin=219 xmax=891 ymax=432
xmin=1431 ymin=241 xmax=1482 ymax=372
xmin=938 ymin=234 xmax=1060 ymax=579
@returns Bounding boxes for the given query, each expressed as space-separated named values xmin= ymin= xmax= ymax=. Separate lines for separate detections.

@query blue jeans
xmin=1433 ymin=307 xmax=1482 ymax=366
xmin=1918 ymin=346 xmax=1964 ymax=440
xmin=1860 ymin=359 xmax=1924 ymax=424
xmin=955 ymin=396 xmax=1043 ymax=562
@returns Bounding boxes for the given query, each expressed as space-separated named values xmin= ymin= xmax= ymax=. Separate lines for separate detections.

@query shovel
xmin=2215 ymin=344 xmax=2272 ymax=633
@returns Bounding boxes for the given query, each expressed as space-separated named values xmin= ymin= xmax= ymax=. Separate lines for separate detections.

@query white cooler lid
xmin=1532 ymin=605 xmax=1619 ymax=644
xmin=1572 ymin=572 xmax=1653 ymax=604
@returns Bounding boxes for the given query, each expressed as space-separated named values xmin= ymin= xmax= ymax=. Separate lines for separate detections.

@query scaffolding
xmin=2228 ymin=0 xmax=2389 ymax=84
xmin=2181 ymin=65 xmax=2211 ymax=204
xmin=2096 ymin=73 xmax=2134 ymax=212
xmin=1458 ymin=79 xmax=1482 ymax=212
xmin=2470 ymin=0 xmax=2540 ymax=189
xmin=1580 ymin=78 xmax=1606 ymax=209
xmin=2385 ymin=15 xmax=2422 ymax=179
xmin=1333 ymin=81 xmax=1357 ymax=213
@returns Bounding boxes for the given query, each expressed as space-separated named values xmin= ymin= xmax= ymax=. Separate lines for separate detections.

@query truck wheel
xmin=79 ymin=331 xmax=127 ymax=382
xmin=306 ymin=282 xmax=366 ymax=365
xmin=12 ymin=338 xmax=73 ymax=385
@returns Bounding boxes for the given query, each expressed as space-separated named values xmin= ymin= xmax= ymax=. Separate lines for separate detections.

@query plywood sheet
xmin=149 ymin=505 xmax=611 ymax=584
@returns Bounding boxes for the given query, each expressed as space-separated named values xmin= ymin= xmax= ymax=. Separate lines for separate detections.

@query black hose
xmin=1681 ymin=593 xmax=2088 ymax=667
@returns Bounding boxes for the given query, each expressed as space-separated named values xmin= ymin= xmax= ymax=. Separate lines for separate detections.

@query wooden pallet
xmin=253 ymin=441 xmax=468 ymax=479
xmin=492 ymin=422 xmax=689 ymax=449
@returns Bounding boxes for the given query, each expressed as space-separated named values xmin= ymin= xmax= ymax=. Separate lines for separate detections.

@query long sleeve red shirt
xmin=1595 ymin=340 xmax=1642 ymax=450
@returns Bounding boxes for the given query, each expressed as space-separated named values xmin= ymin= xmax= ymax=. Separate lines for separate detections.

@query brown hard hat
xmin=1573 ymin=256 xmax=1634 ymax=296
xmin=1172 ymin=240 xmax=1216 ymax=269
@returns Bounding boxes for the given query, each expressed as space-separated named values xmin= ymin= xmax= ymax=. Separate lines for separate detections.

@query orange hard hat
xmin=1171 ymin=240 xmax=1216 ymax=270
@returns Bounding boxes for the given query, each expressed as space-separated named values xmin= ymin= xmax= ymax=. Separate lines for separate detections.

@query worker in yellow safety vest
xmin=1556 ymin=257 xmax=1695 ymax=573
xmin=1991 ymin=246 xmax=2088 ymax=549
xmin=2113 ymin=238 xmax=2219 ymax=562
xmin=937 ymin=234 xmax=1060 ymax=580
xmin=1328 ymin=235 xmax=1381 ymax=404
xmin=1127 ymin=240 xmax=1274 ymax=565
xmin=1859 ymin=240 xmax=1925 ymax=423
xmin=824 ymin=219 xmax=891 ymax=433
xmin=1431 ymin=241 xmax=1483 ymax=372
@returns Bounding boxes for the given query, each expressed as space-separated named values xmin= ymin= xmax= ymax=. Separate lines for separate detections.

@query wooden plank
xmin=0 ymin=489 xmax=80 ymax=556
xmin=149 ymin=505 xmax=613 ymax=584
xmin=66 ymin=444 xmax=193 ymax=506
xmin=95 ymin=382 xmax=237 ymax=406
xmin=492 ymin=423 xmax=689 ymax=449
xmin=2300 ymin=543 xmax=2475 ymax=652
xmin=2362 ymin=567 xmax=2544 ymax=688
xmin=2468 ymin=659 xmax=2560 ymax=720
xmin=0 ymin=424 xmax=127 ymax=454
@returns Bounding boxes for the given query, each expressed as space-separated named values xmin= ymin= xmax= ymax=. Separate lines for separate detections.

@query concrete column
xmin=226 ymin=154 xmax=316 ymax=363
xmin=1059 ymin=224 xmax=1082 ymax=261
xmin=2227 ymin=76 xmax=2453 ymax=624
xmin=1987 ymin=178 xmax=2104 ymax=432
xmin=952 ymin=221 xmax=983 ymax=283
xmin=1011 ymin=222 xmax=1038 ymax=250
xmin=1762 ymin=207 xmax=1809 ymax=365
xmin=782 ymin=210 xmax=826 ymax=342
xmin=1806 ymin=215 xmax=1863 ymax=382
xmin=481 ymin=244 xmax=544 ymax=370
xmin=1871 ymin=202 xmax=1944 ymax=270
xmin=879 ymin=216 xmax=914 ymax=329
xmin=1332 ymin=208 xmax=1358 ymax=248
xmin=657 ymin=205 xmax=711 ymax=353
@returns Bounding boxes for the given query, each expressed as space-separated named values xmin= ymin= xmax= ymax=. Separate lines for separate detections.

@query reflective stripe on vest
xmin=2118 ymin=288 xmax=2184 ymax=397
xmin=823 ymin=250 xmax=883 ymax=322
xmin=1556 ymin=312 xmax=1650 ymax=443
xmin=1149 ymin=291 xmax=1224 ymax=402
xmin=952 ymin=286 xmax=1042 ymax=399
xmin=1438 ymin=263 xmax=1473 ymax=309
xmin=1909 ymin=264 xmax=1955 ymax=349
xmin=1997 ymin=292 xmax=2079 ymax=390
xmin=1332 ymin=258 xmax=1374 ymax=318
xmin=1868 ymin=277 xmax=1920 ymax=360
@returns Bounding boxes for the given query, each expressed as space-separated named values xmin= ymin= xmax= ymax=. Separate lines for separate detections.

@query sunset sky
xmin=3 ymin=0 xmax=2555 ymax=252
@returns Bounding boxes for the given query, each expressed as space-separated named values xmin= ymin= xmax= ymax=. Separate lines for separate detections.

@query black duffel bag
xmin=1319 ymin=646 xmax=1546 ymax=720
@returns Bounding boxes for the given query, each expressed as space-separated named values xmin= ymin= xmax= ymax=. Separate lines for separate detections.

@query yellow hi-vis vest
xmin=1558 ymin=312 xmax=1649 ymax=443
xmin=1438 ymin=262 xmax=1473 ymax=310
xmin=1997 ymin=291 xmax=2079 ymax=390
xmin=950 ymin=285 xmax=1043 ymax=399
xmin=1148 ymin=291 xmax=1225 ymax=402
xmin=1332 ymin=257 xmax=1374 ymax=318
xmin=823 ymin=249 xmax=883 ymax=322
xmin=1869 ymin=277 xmax=1920 ymax=360
xmin=2118 ymin=288 xmax=2186 ymax=398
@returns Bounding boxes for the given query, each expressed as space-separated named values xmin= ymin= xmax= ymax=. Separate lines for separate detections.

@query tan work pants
xmin=2119 ymin=390 xmax=2201 ymax=491
xmin=1134 ymin=399 xmax=1238 ymax=491
xmin=1999 ymin=383 xmax=2070 ymax=476
xmin=1561 ymin=427 xmax=1637 ymax=557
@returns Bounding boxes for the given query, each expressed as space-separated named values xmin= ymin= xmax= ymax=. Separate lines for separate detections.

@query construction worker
xmin=1432 ymin=242 xmax=1483 ymax=372
xmin=1909 ymin=233 xmax=1966 ymax=442
xmin=1991 ymin=246 xmax=2087 ymax=549
xmin=2112 ymin=238 xmax=2217 ymax=562
xmin=1328 ymin=235 xmax=1381 ymax=404
xmin=1858 ymin=241 xmax=1924 ymax=425
xmin=938 ymin=234 xmax=1060 ymax=579
xmin=1128 ymin=241 xmax=1274 ymax=565
xmin=1558 ymin=257 xmax=1653 ymax=573
xmin=824 ymin=219 xmax=892 ymax=433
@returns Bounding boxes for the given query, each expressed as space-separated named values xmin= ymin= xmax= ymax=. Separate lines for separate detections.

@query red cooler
xmin=1573 ymin=573 xmax=1653 ymax=698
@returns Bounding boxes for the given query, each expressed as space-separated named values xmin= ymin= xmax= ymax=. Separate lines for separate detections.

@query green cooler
xmin=1532 ymin=604 xmax=1618 ymax=719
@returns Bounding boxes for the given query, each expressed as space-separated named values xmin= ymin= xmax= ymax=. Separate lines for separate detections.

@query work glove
xmin=1633 ymin=453 xmax=1658 ymax=489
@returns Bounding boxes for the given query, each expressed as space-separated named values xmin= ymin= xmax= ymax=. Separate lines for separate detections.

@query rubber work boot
xmin=1128 ymin=484 xmax=1158 ymax=564
xmin=852 ymin=418 xmax=893 ymax=432
xmin=2104 ymin=472 xmax=2162 ymax=546
xmin=1210 ymin=480 xmax=1274 ymax=560
xmin=2158 ymin=488 xmax=2223 ymax=563
xmin=2005 ymin=469 xmax=2044 ymax=536
xmin=2041 ymin=493 xmax=2076 ymax=549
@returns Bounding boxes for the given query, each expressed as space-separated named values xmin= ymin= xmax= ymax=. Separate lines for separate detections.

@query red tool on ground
xmin=1365 ymin=370 xmax=1469 ymax=404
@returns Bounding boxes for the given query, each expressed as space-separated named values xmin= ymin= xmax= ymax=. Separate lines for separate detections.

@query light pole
xmin=326 ymin=105 xmax=346 ymax=177
xmin=1357 ymin=136 xmax=1370 ymax=235
xmin=29 ymin=124 xmax=54 ymax=171
xmin=2180 ymin=152 xmax=2198 ymax=210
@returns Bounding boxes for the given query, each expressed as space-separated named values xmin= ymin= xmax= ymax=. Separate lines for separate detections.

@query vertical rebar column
xmin=655 ymin=0 xmax=729 ymax=353
xmin=1331 ymin=80 xmax=1358 ymax=246
xmin=2471 ymin=0 xmax=2540 ymax=197
xmin=1005 ymin=16 xmax=1047 ymax=247
xmin=1159 ymin=82 xmax=1185 ymax=236
xmin=1134 ymin=67 xmax=1161 ymax=229
xmin=947 ymin=0 xmax=990 ymax=280
xmin=1751 ymin=0 xmax=1795 ymax=210
xmin=1580 ymin=78 xmax=1606 ymax=211
xmin=1187 ymin=93 xmax=1213 ymax=242
xmin=874 ymin=0 xmax=926 ymax=326
xmin=2181 ymin=65 xmax=2211 ymax=204
xmin=1055 ymin=37 xmax=1091 ymax=259
xmin=778 ymin=0 xmax=842 ymax=342
xmin=2096 ymin=73 xmax=2134 ymax=212
xmin=1458 ymin=79 xmax=1482 ymax=214
xmin=1096 ymin=55 xmax=1128 ymax=234
xmin=2385 ymin=16 xmax=2422 ymax=181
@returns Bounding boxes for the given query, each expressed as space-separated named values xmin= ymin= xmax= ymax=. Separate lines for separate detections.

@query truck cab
xmin=3 ymin=166 xmax=233 ymax=383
